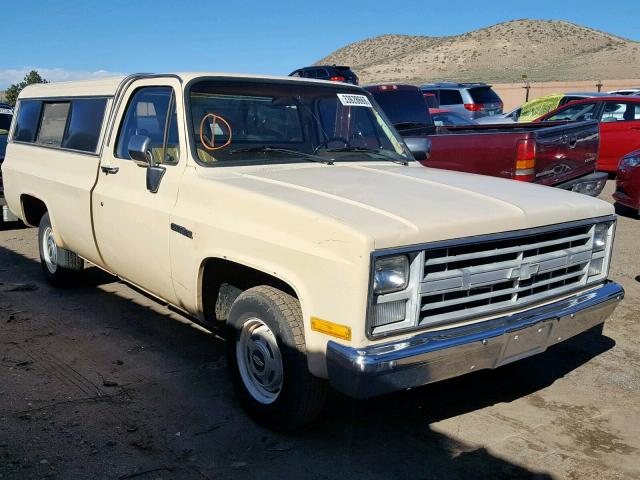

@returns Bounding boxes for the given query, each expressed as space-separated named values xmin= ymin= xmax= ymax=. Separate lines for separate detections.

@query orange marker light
xmin=311 ymin=317 xmax=352 ymax=341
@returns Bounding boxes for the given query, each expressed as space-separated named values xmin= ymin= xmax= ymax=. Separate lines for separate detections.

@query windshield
xmin=189 ymin=81 xmax=410 ymax=165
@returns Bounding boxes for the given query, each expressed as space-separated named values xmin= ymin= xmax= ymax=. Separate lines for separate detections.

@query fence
xmin=493 ymin=79 xmax=640 ymax=111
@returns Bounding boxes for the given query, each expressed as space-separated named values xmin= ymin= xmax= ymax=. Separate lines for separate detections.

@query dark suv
xmin=419 ymin=82 xmax=503 ymax=120
xmin=289 ymin=65 xmax=359 ymax=85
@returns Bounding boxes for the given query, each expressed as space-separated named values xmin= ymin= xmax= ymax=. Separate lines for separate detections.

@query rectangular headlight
xmin=593 ymin=222 xmax=611 ymax=252
xmin=588 ymin=220 xmax=615 ymax=283
xmin=373 ymin=255 xmax=409 ymax=295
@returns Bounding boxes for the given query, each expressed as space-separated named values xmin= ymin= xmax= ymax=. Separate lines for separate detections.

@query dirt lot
xmin=0 ymin=181 xmax=639 ymax=480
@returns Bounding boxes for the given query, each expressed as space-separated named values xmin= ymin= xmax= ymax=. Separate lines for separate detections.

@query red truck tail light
xmin=329 ymin=76 xmax=346 ymax=82
xmin=464 ymin=103 xmax=484 ymax=112
xmin=515 ymin=139 xmax=536 ymax=182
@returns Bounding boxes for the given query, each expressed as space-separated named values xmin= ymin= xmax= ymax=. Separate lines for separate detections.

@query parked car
xmin=478 ymin=92 xmax=611 ymax=125
xmin=0 ymin=103 xmax=13 ymax=222
xmin=419 ymin=82 xmax=503 ymax=120
xmin=429 ymin=108 xmax=477 ymax=126
xmin=365 ymin=84 xmax=607 ymax=195
xmin=613 ymin=150 xmax=640 ymax=215
xmin=535 ymin=96 xmax=640 ymax=172
xmin=2 ymin=73 xmax=623 ymax=429
xmin=608 ymin=88 xmax=640 ymax=96
xmin=289 ymin=65 xmax=358 ymax=85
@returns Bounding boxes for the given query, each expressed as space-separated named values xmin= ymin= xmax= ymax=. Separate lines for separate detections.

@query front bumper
xmin=327 ymin=281 xmax=623 ymax=399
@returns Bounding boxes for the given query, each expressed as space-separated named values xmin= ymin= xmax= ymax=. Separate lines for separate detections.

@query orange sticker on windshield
xmin=199 ymin=113 xmax=232 ymax=151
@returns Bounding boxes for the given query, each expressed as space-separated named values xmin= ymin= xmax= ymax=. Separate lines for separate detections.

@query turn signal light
xmin=311 ymin=317 xmax=352 ymax=341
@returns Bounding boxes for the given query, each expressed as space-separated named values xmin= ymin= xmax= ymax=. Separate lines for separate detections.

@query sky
xmin=2 ymin=0 xmax=639 ymax=89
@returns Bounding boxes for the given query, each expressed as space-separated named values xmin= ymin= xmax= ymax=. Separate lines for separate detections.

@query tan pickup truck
xmin=1 ymin=73 xmax=624 ymax=429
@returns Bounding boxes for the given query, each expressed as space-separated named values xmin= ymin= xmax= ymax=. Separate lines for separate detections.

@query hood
xmin=197 ymin=162 xmax=614 ymax=250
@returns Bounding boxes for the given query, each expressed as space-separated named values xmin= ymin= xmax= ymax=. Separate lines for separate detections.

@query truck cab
xmin=1 ymin=73 xmax=624 ymax=429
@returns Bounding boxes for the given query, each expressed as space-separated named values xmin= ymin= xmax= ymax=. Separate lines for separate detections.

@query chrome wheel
xmin=236 ymin=317 xmax=283 ymax=404
xmin=41 ymin=226 xmax=58 ymax=273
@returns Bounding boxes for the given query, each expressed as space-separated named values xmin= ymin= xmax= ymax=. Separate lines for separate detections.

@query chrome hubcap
xmin=42 ymin=226 xmax=58 ymax=273
xmin=236 ymin=318 xmax=283 ymax=404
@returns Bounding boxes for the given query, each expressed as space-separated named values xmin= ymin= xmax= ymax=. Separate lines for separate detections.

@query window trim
xmin=113 ymin=85 xmax=180 ymax=165
xmin=10 ymin=95 xmax=112 ymax=157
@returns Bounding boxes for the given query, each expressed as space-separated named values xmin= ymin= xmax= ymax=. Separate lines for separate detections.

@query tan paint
xmin=1 ymin=73 xmax=615 ymax=379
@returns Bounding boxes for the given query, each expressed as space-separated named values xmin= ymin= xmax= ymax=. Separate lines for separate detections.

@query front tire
xmin=226 ymin=286 xmax=327 ymax=430
xmin=38 ymin=212 xmax=84 ymax=287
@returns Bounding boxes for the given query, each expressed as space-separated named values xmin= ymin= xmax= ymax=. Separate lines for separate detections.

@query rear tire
xmin=38 ymin=212 xmax=84 ymax=287
xmin=226 ymin=285 xmax=327 ymax=430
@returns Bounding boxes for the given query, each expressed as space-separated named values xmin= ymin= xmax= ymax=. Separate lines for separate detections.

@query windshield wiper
xmin=231 ymin=146 xmax=334 ymax=165
xmin=324 ymin=147 xmax=409 ymax=166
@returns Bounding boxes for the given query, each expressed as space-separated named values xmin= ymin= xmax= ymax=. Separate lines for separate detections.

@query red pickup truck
xmin=366 ymin=84 xmax=607 ymax=195
xmin=534 ymin=96 xmax=640 ymax=172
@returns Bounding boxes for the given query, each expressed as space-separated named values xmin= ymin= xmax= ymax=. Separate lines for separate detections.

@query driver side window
xmin=545 ymin=102 xmax=597 ymax=122
xmin=115 ymin=86 xmax=180 ymax=165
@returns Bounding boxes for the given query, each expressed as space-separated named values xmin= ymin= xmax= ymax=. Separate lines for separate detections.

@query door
xmin=92 ymin=80 xmax=186 ymax=304
xmin=598 ymin=101 xmax=640 ymax=171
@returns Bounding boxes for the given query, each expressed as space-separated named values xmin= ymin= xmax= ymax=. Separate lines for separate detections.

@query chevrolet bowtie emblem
xmin=518 ymin=263 xmax=540 ymax=281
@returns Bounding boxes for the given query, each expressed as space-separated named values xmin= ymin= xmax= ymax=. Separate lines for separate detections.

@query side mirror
xmin=128 ymin=135 xmax=154 ymax=167
xmin=404 ymin=137 xmax=432 ymax=161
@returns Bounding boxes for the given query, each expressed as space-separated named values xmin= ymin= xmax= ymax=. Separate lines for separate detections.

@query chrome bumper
xmin=327 ymin=281 xmax=624 ymax=399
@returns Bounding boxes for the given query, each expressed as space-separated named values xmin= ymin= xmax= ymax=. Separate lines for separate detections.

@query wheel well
xmin=201 ymin=258 xmax=297 ymax=323
xmin=21 ymin=195 xmax=48 ymax=227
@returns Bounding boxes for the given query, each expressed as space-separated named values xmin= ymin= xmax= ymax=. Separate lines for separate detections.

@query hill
xmin=316 ymin=20 xmax=640 ymax=84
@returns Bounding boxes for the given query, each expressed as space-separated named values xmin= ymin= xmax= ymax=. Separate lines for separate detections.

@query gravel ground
xmin=0 ymin=180 xmax=638 ymax=480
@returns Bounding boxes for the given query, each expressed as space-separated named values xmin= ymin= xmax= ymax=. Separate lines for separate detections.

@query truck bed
xmin=419 ymin=120 xmax=600 ymax=187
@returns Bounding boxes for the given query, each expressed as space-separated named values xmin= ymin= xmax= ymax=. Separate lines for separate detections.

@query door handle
xmin=101 ymin=166 xmax=119 ymax=175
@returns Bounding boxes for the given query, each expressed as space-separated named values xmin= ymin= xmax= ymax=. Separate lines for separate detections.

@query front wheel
xmin=226 ymin=286 xmax=327 ymax=430
xmin=38 ymin=213 xmax=84 ymax=287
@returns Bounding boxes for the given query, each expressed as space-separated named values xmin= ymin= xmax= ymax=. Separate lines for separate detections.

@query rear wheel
xmin=38 ymin=213 xmax=84 ymax=287
xmin=226 ymin=286 xmax=327 ymax=430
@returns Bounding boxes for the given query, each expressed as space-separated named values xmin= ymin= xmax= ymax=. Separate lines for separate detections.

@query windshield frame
xmin=183 ymin=76 xmax=413 ymax=168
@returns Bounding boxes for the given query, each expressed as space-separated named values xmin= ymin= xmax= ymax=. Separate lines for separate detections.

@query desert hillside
xmin=316 ymin=19 xmax=640 ymax=84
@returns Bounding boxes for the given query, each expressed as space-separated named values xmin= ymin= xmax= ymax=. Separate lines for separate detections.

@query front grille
xmin=418 ymin=224 xmax=593 ymax=327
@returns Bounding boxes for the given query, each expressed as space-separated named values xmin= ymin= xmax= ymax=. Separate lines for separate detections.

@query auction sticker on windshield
xmin=337 ymin=94 xmax=372 ymax=108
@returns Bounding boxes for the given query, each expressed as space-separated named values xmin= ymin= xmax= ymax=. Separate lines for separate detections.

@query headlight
xmin=620 ymin=154 xmax=640 ymax=170
xmin=373 ymin=255 xmax=409 ymax=294
xmin=593 ymin=222 xmax=611 ymax=252
xmin=588 ymin=221 xmax=614 ymax=282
